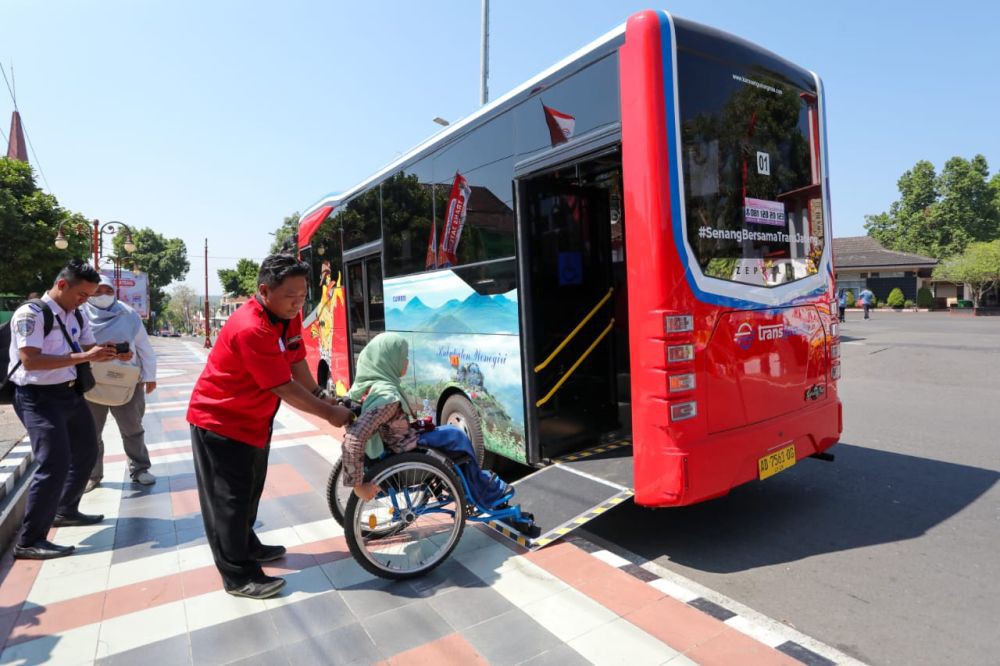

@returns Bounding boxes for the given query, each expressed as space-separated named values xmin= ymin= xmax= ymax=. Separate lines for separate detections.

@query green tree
xmin=217 ymin=258 xmax=260 ymax=297
xmin=916 ymin=287 xmax=934 ymax=308
xmin=886 ymin=287 xmax=905 ymax=309
xmin=865 ymin=156 xmax=1000 ymax=259
xmin=270 ymin=212 xmax=300 ymax=254
xmin=112 ymin=228 xmax=190 ymax=325
xmin=0 ymin=158 xmax=93 ymax=295
xmin=166 ymin=284 xmax=199 ymax=332
xmin=933 ymin=240 xmax=1000 ymax=307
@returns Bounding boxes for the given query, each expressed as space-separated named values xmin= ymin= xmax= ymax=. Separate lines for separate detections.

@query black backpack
xmin=0 ymin=299 xmax=84 ymax=404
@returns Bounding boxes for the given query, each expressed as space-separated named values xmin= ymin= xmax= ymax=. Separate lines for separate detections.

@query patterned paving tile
xmin=0 ymin=344 xmax=828 ymax=666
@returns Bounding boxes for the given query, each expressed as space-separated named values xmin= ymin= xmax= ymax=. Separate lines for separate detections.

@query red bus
xmin=296 ymin=9 xmax=840 ymax=540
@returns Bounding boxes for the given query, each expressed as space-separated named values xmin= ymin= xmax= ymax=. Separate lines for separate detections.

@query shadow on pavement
xmin=586 ymin=442 xmax=999 ymax=573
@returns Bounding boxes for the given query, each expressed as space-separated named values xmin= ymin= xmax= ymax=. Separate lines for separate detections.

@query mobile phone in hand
xmin=115 ymin=342 xmax=130 ymax=354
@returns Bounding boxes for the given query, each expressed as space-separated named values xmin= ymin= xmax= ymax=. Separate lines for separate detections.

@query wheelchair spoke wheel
xmin=325 ymin=459 xmax=352 ymax=527
xmin=345 ymin=452 xmax=466 ymax=579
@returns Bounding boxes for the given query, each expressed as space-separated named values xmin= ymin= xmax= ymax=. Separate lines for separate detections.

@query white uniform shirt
xmin=7 ymin=293 xmax=95 ymax=386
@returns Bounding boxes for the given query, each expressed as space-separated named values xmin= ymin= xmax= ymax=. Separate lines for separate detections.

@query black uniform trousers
xmin=12 ymin=383 xmax=99 ymax=547
xmin=190 ymin=425 xmax=270 ymax=589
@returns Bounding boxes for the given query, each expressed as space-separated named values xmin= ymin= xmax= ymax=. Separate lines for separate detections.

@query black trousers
xmin=190 ymin=425 xmax=270 ymax=589
xmin=13 ymin=384 xmax=99 ymax=546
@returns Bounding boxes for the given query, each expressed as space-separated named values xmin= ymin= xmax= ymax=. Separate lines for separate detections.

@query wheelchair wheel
xmin=344 ymin=451 xmax=466 ymax=580
xmin=325 ymin=458 xmax=351 ymax=527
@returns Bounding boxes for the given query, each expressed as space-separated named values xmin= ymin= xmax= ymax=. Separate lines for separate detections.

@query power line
xmin=0 ymin=62 xmax=51 ymax=191
xmin=19 ymin=117 xmax=51 ymax=191
xmin=0 ymin=63 xmax=14 ymax=108
xmin=0 ymin=62 xmax=13 ymax=146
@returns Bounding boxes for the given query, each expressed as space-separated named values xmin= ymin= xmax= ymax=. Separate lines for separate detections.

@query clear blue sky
xmin=3 ymin=1 xmax=998 ymax=294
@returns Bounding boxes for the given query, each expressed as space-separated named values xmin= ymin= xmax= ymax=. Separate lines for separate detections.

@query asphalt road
xmin=584 ymin=312 xmax=1000 ymax=666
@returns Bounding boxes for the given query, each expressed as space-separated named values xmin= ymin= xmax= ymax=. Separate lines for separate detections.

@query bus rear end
xmin=620 ymin=11 xmax=841 ymax=507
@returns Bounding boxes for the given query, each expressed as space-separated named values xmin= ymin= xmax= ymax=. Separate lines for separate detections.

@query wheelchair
xmin=326 ymin=445 xmax=538 ymax=580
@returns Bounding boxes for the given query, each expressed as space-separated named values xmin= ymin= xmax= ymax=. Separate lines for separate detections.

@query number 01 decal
xmin=756 ymin=151 xmax=771 ymax=176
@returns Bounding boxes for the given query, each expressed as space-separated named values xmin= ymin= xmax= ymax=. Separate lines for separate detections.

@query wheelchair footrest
xmin=504 ymin=513 xmax=540 ymax=539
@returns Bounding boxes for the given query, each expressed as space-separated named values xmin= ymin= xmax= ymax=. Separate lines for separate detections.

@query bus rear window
xmin=677 ymin=49 xmax=824 ymax=287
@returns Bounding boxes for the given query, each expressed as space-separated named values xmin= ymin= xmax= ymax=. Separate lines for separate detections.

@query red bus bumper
xmin=633 ymin=397 xmax=842 ymax=508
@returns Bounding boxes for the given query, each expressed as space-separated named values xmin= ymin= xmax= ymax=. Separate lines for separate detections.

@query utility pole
xmin=480 ymin=0 xmax=489 ymax=105
xmin=203 ymin=238 xmax=212 ymax=349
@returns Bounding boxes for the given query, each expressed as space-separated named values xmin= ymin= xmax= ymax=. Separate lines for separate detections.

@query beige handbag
xmin=85 ymin=360 xmax=142 ymax=407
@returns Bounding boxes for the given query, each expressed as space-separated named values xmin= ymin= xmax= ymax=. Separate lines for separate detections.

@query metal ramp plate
xmin=489 ymin=440 xmax=633 ymax=549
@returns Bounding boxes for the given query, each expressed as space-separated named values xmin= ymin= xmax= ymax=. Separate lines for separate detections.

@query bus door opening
xmin=519 ymin=148 xmax=631 ymax=461
xmin=344 ymin=250 xmax=385 ymax=376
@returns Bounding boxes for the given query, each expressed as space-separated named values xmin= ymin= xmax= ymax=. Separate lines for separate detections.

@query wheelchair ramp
xmin=489 ymin=440 xmax=633 ymax=550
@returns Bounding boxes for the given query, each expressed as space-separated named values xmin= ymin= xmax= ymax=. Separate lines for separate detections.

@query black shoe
xmin=253 ymin=544 xmax=287 ymax=563
xmin=52 ymin=511 xmax=105 ymax=527
xmin=226 ymin=575 xmax=286 ymax=599
xmin=13 ymin=540 xmax=76 ymax=560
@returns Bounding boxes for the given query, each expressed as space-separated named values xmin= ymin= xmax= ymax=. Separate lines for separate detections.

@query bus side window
xmin=340 ymin=188 xmax=382 ymax=251
xmin=432 ymin=113 xmax=516 ymax=268
xmin=383 ymin=160 xmax=435 ymax=277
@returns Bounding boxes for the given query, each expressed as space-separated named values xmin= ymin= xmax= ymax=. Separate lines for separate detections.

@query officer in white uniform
xmin=7 ymin=260 xmax=119 ymax=560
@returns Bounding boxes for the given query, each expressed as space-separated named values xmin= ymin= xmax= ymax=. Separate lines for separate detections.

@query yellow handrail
xmin=534 ymin=288 xmax=614 ymax=373
xmin=535 ymin=318 xmax=615 ymax=408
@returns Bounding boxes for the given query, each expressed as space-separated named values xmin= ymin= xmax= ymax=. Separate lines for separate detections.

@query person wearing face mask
xmin=81 ymin=275 xmax=158 ymax=491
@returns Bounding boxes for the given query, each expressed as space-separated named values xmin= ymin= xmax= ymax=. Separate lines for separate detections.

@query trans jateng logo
xmin=734 ymin=323 xmax=785 ymax=349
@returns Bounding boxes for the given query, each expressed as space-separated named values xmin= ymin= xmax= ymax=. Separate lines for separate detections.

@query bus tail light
xmin=830 ymin=343 xmax=840 ymax=359
xmin=831 ymin=364 xmax=842 ymax=380
xmin=670 ymin=401 xmax=698 ymax=422
xmin=664 ymin=314 xmax=694 ymax=334
xmin=667 ymin=344 xmax=694 ymax=363
xmin=830 ymin=322 xmax=839 ymax=337
xmin=668 ymin=373 xmax=696 ymax=392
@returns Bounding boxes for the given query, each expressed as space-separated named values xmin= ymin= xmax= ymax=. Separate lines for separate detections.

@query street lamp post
xmin=54 ymin=219 xmax=136 ymax=268
xmin=101 ymin=255 xmax=137 ymax=299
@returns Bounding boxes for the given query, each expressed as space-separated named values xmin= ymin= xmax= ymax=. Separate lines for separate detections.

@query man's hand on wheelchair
xmin=354 ymin=482 xmax=380 ymax=501
xmin=325 ymin=404 xmax=356 ymax=428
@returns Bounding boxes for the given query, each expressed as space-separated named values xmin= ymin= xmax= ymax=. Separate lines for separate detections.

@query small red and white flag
xmin=542 ymin=103 xmax=575 ymax=146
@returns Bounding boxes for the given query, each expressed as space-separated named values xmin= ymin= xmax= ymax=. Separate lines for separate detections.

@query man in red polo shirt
xmin=187 ymin=254 xmax=353 ymax=599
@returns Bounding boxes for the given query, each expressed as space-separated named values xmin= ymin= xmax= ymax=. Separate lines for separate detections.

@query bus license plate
xmin=758 ymin=444 xmax=796 ymax=480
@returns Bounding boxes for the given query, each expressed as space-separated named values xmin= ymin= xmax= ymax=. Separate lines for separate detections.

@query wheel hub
xmin=447 ymin=413 xmax=468 ymax=436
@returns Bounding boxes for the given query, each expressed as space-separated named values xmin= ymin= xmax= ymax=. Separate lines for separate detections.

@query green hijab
xmin=347 ymin=333 xmax=413 ymax=457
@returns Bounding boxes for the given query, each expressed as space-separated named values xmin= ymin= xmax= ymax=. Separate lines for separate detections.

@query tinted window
xmin=452 ymin=257 xmax=518 ymax=297
xmin=678 ymin=47 xmax=824 ymax=287
xmin=432 ymin=114 xmax=516 ymax=265
xmin=340 ymin=187 xmax=382 ymax=250
xmin=383 ymin=160 xmax=436 ymax=277
xmin=513 ymin=54 xmax=620 ymax=158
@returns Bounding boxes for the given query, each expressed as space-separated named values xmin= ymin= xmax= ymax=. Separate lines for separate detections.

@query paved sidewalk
xmin=0 ymin=406 xmax=26 ymax=460
xmin=0 ymin=340 xmax=818 ymax=665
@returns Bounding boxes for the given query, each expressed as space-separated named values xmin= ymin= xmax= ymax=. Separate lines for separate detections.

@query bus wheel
xmin=441 ymin=394 xmax=491 ymax=468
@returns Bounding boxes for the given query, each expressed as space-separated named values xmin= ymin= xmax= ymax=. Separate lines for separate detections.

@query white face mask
xmin=89 ymin=294 xmax=115 ymax=309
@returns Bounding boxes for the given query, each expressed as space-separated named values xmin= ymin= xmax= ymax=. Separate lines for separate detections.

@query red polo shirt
xmin=187 ymin=297 xmax=307 ymax=447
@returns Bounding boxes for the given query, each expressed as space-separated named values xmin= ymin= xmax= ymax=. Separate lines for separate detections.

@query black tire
xmin=440 ymin=394 xmax=491 ymax=468
xmin=325 ymin=458 xmax=351 ymax=527
xmin=344 ymin=451 xmax=466 ymax=580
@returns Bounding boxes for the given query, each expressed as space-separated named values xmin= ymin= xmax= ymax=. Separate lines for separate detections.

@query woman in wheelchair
xmin=341 ymin=333 xmax=509 ymax=507
xmin=336 ymin=333 xmax=535 ymax=579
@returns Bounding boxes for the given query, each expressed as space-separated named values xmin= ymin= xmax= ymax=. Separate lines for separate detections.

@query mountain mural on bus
xmin=384 ymin=270 xmax=526 ymax=463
